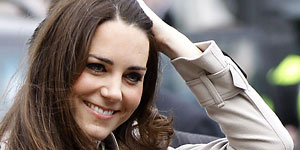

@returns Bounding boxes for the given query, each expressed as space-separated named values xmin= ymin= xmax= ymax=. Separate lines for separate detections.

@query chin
xmin=85 ymin=127 xmax=111 ymax=141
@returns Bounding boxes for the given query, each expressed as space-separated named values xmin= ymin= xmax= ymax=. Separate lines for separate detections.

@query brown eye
xmin=124 ymin=72 xmax=142 ymax=84
xmin=86 ymin=63 xmax=106 ymax=73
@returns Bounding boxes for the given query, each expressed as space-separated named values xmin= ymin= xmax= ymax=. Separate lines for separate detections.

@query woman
xmin=0 ymin=0 xmax=294 ymax=149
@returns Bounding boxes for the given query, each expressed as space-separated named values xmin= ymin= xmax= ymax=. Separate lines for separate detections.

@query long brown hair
xmin=0 ymin=0 xmax=173 ymax=149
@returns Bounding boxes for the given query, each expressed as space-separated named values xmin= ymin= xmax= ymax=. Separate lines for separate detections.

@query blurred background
xmin=1 ymin=0 xmax=300 ymax=149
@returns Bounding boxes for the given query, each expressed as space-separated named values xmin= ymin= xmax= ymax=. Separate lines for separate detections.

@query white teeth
xmin=87 ymin=102 xmax=114 ymax=116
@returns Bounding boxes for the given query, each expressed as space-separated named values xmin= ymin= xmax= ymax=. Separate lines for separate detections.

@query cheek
xmin=123 ymin=85 xmax=143 ymax=112
xmin=70 ymin=72 xmax=97 ymax=110
xmin=72 ymin=72 xmax=96 ymax=94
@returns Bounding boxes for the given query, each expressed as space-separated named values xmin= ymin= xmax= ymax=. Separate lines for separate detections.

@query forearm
xmin=153 ymin=25 xmax=202 ymax=59
xmin=171 ymin=41 xmax=294 ymax=150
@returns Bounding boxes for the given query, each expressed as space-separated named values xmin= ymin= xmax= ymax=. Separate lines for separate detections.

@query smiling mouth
xmin=84 ymin=101 xmax=118 ymax=116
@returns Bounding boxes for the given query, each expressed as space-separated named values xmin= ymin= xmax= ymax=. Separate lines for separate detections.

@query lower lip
xmin=84 ymin=102 xmax=115 ymax=120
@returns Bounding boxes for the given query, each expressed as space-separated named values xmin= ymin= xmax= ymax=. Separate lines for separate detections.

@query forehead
xmin=89 ymin=20 xmax=150 ymax=66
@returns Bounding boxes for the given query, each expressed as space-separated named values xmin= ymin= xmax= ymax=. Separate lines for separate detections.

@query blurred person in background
xmin=267 ymin=54 xmax=300 ymax=148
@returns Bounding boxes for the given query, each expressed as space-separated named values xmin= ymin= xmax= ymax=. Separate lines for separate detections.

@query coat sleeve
xmin=168 ymin=40 xmax=294 ymax=150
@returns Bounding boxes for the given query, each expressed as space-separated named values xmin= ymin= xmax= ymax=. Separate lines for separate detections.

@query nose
xmin=100 ymin=78 xmax=122 ymax=102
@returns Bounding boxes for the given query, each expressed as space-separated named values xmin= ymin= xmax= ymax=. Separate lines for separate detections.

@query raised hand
xmin=137 ymin=0 xmax=202 ymax=59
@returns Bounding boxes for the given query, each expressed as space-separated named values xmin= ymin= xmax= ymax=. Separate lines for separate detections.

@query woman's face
xmin=70 ymin=20 xmax=150 ymax=140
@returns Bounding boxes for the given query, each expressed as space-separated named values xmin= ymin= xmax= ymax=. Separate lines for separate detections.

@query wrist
xmin=157 ymin=27 xmax=202 ymax=59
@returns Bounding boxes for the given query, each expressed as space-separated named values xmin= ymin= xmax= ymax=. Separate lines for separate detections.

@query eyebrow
xmin=128 ymin=66 xmax=147 ymax=71
xmin=89 ymin=54 xmax=113 ymax=65
xmin=88 ymin=54 xmax=147 ymax=71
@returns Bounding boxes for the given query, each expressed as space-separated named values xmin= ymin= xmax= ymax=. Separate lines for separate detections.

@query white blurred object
xmin=14 ymin=0 xmax=49 ymax=18
xmin=230 ymin=38 xmax=256 ymax=80
xmin=0 ymin=16 xmax=41 ymax=36
xmin=0 ymin=0 xmax=49 ymax=19
xmin=0 ymin=1 xmax=23 ymax=17
xmin=144 ymin=0 xmax=172 ymax=18
xmin=171 ymin=0 xmax=235 ymax=33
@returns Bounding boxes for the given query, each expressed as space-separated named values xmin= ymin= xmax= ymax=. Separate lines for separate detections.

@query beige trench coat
xmin=167 ymin=41 xmax=293 ymax=150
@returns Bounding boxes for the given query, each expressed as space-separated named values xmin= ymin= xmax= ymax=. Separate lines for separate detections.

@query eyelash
xmin=86 ymin=63 xmax=106 ymax=73
xmin=86 ymin=63 xmax=143 ymax=84
xmin=124 ymin=72 xmax=143 ymax=84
